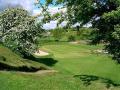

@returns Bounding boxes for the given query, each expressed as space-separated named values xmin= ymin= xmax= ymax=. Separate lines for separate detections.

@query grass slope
xmin=0 ymin=42 xmax=120 ymax=90
xmin=0 ymin=44 xmax=49 ymax=72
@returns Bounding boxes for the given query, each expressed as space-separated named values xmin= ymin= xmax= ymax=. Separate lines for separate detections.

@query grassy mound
xmin=0 ymin=44 xmax=49 ymax=72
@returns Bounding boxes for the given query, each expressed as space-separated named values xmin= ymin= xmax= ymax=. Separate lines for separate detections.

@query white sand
xmin=94 ymin=49 xmax=108 ymax=54
xmin=34 ymin=49 xmax=49 ymax=56
xmin=69 ymin=41 xmax=79 ymax=44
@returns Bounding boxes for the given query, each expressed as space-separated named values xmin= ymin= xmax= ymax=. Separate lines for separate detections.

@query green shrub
xmin=68 ymin=35 xmax=76 ymax=41
xmin=0 ymin=56 xmax=6 ymax=61
xmin=77 ymin=28 xmax=94 ymax=40
xmin=51 ymin=28 xmax=65 ymax=41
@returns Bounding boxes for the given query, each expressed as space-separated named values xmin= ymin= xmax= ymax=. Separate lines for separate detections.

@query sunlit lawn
xmin=0 ymin=42 xmax=120 ymax=90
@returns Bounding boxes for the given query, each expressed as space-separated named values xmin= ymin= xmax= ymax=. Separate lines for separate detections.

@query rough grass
xmin=0 ymin=44 xmax=49 ymax=72
xmin=0 ymin=42 xmax=120 ymax=90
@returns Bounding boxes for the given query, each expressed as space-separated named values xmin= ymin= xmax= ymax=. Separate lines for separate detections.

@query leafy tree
xmin=0 ymin=8 xmax=42 ymax=58
xmin=40 ymin=0 xmax=120 ymax=62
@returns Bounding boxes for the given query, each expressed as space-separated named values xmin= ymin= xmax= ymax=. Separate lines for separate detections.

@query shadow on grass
xmin=0 ymin=61 xmax=47 ymax=72
xmin=33 ymin=57 xmax=58 ymax=66
xmin=0 ymin=54 xmax=57 ymax=72
xmin=24 ymin=55 xmax=58 ymax=67
xmin=74 ymin=75 xmax=120 ymax=88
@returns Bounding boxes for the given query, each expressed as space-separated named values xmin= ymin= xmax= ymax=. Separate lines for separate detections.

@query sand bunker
xmin=93 ymin=49 xmax=108 ymax=54
xmin=34 ymin=49 xmax=49 ymax=56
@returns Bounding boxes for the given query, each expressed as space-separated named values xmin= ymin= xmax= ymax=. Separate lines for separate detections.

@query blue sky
xmin=40 ymin=0 xmax=46 ymax=4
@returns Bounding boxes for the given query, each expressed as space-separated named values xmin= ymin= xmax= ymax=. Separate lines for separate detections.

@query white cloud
xmin=59 ymin=21 xmax=67 ymax=27
xmin=33 ymin=6 xmax=66 ymax=16
xmin=0 ymin=1 xmax=67 ymax=30
xmin=83 ymin=23 xmax=92 ymax=28
xmin=43 ymin=21 xmax=58 ymax=30
xmin=48 ymin=6 xmax=66 ymax=15
xmin=0 ymin=0 xmax=34 ymax=12
xmin=33 ymin=9 xmax=41 ymax=15
xmin=48 ymin=6 xmax=59 ymax=15
xmin=33 ymin=6 xmax=67 ymax=29
xmin=73 ymin=23 xmax=80 ymax=27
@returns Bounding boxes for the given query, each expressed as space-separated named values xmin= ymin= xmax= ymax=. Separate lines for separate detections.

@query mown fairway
xmin=0 ymin=42 xmax=120 ymax=90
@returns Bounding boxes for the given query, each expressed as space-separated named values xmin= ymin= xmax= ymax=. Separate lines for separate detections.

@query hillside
xmin=0 ymin=44 xmax=49 ymax=72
